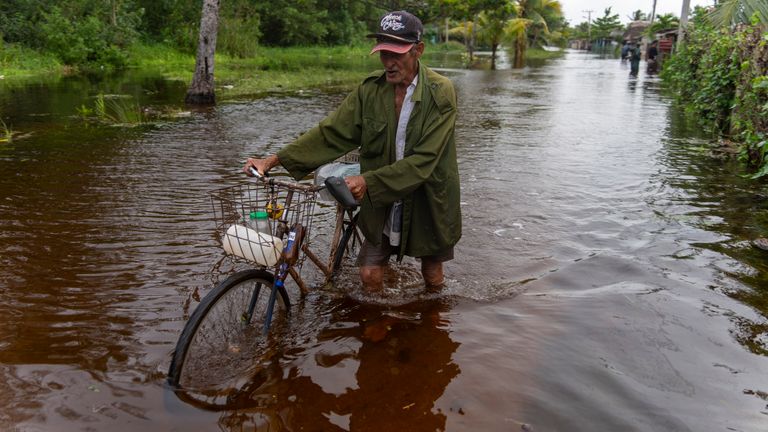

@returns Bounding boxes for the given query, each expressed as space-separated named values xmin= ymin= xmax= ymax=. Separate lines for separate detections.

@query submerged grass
xmin=85 ymin=93 xmax=144 ymax=125
xmin=0 ymin=118 xmax=12 ymax=143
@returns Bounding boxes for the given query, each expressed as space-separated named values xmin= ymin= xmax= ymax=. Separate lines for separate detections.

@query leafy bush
xmin=662 ymin=11 xmax=768 ymax=178
xmin=38 ymin=6 xmax=140 ymax=70
xmin=692 ymin=28 xmax=739 ymax=132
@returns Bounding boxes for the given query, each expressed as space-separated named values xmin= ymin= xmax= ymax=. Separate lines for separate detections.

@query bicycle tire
xmin=167 ymin=269 xmax=290 ymax=390
xmin=332 ymin=212 xmax=360 ymax=274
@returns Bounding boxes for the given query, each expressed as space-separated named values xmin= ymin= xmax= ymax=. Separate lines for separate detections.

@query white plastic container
xmin=221 ymin=224 xmax=284 ymax=267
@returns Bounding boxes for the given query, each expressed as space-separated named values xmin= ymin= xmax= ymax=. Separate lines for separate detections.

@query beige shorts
xmin=356 ymin=234 xmax=454 ymax=267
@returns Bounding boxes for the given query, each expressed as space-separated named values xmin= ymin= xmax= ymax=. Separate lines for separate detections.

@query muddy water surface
xmin=1 ymin=53 xmax=767 ymax=431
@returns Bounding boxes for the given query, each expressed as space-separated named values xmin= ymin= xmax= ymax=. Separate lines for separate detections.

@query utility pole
xmin=650 ymin=0 xmax=657 ymax=24
xmin=583 ymin=9 xmax=594 ymax=49
xmin=678 ymin=0 xmax=691 ymax=49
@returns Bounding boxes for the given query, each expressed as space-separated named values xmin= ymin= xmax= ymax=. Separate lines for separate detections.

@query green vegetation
xmin=647 ymin=13 xmax=679 ymax=37
xmin=1 ymin=0 xmax=567 ymax=78
xmin=128 ymin=43 xmax=381 ymax=97
xmin=589 ymin=7 xmax=622 ymax=41
xmin=662 ymin=8 xmax=768 ymax=178
xmin=523 ymin=47 xmax=564 ymax=60
xmin=0 ymin=118 xmax=12 ymax=143
xmin=0 ymin=42 xmax=62 ymax=77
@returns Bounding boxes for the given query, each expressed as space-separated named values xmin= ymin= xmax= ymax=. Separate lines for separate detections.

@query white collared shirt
xmin=385 ymin=75 xmax=418 ymax=247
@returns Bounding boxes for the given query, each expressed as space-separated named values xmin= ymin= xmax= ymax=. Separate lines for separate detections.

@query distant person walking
xmin=620 ymin=41 xmax=630 ymax=61
xmin=629 ymin=41 xmax=641 ymax=77
xmin=646 ymin=40 xmax=659 ymax=74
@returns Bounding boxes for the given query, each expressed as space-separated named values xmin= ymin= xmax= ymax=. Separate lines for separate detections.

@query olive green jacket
xmin=277 ymin=63 xmax=461 ymax=259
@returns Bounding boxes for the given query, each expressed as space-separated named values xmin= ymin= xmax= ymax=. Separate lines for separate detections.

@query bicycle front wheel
xmin=168 ymin=269 xmax=290 ymax=391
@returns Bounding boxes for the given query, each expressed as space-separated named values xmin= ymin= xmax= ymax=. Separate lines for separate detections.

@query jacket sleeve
xmin=362 ymin=91 xmax=457 ymax=207
xmin=277 ymin=88 xmax=363 ymax=180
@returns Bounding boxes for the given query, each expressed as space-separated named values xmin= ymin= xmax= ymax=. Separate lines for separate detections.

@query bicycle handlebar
xmin=248 ymin=167 xmax=324 ymax=193
xmin=248 ymin=167 xmax=358 ymax=210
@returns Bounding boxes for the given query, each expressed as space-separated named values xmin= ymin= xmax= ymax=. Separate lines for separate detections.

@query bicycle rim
xmin=168 ymin=269 xmax=290 ymax=394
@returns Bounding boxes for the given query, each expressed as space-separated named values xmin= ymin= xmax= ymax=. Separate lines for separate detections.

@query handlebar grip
xmin=324 ymin=176 xmax=358 ymax=210
xmin=249 ymin=167 xmax=264 ymax=178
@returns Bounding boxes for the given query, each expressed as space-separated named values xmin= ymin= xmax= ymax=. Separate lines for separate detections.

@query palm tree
xmin=628 ymin=10 xmax=648 ymax=22
xmin=708 ymin=0 xmax=768 ymax=27
xmin=648 ymin=13 xmax=679 ymax=35
xmin=475 ymin=1 xmax=515 ymax=69
xmin=507 ymin=0 xmax=562 ymax=68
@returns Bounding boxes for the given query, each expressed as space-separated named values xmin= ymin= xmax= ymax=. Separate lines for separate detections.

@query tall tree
xmin=648 ymin=13 xmax=679 ymax=35
xmin=186 ymin=0 xmax=220 ymax=105
xmin=507 ymin=0 xmax=563 ymax=68
xmin=475 ymin=0 xmax=515 ymax=69
xmin=529 ymin=0 xmax=563 ymax=47
xmin=590 ymin=7 xmax=621 ymax=41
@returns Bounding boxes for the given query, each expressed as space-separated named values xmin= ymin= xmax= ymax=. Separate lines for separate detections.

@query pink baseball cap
xmin=370 ymin=41 xmax=414 ymax=55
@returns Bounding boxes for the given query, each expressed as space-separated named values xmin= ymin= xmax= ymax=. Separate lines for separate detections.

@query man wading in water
xmin=244 ymin=10 xmax=461 ymax=293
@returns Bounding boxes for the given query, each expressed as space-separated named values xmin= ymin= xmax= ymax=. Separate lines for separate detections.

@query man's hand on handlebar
xmin=344 ymin=175 xmax=367 ymax=201
xmin=243 ymin=154 xmax=280 ymax=177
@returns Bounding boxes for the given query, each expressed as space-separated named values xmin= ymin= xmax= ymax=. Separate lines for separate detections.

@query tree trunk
xmin=491 ymin=43 xmax=497 ymax=70
xmin=111 ymin=0 xmax=117 ymax=26
xmin=445 ymin=17 xmax=449 ymax=43
xmin=464 ymin=21 xmax=472 ymax=63
xmin=514 ymin=33 xmax=526 ymax=68
xmin=186 ymin=0 xmax=220 ymax=105
xmin=470 ymin=15 xmax=477 ymax=61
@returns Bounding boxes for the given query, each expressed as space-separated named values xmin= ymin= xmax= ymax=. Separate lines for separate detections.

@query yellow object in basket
xmin=267 ymin=201 xmax=284 ymax=219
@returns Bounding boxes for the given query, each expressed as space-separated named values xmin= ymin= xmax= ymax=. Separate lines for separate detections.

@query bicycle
xmin=167 ymin=162 xmax=360 ymax=396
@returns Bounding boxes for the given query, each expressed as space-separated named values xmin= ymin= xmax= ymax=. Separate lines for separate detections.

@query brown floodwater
xmin=1 ymin=51 xmax=767 ymax=431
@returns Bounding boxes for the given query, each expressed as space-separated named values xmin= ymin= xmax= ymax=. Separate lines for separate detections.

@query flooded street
xmin=1 ymin=51 xmax=767 ymax=431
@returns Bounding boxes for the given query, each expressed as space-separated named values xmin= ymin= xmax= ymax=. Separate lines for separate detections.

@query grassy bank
xmin=2 ymin=42 xmax=553 ymax=99
xmin=0 ymin=43 xmax=63 ymax=77
xmin=128 ymin=43 xmax=473 ymax=98
xmin=128 ymin=43 xmax=380 ymax=97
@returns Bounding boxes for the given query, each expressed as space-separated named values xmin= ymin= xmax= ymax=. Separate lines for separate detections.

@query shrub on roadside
xmin=662 ymin=11 xmax=768 ymax=178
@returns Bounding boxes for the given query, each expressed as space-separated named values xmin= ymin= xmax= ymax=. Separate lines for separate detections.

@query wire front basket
xmin=209 ymin=179 xmax=318 ymax=270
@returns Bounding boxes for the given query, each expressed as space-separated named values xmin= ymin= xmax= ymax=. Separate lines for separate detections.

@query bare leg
xmin=360 ymin=265 xmax=384 ymax=293
xmin=421 ymin=259 xmax=445 ymax=291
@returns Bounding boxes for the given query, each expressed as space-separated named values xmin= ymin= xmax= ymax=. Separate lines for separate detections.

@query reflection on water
xmin=1 ymin=51 xmax=767 ymax=431
xmin=175 ymin=298 xmax=460 ymax=431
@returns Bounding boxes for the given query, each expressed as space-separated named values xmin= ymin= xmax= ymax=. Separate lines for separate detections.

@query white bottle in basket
xmin=221 ymin=224 xmax=284 ymax=267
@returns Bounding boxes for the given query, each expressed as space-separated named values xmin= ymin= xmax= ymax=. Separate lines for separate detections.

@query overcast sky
xmin=561 ymin=0 xmax=717 ymax=25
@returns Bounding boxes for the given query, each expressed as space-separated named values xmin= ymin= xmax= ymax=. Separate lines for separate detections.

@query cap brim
xmin=370 ymin=42 xmax=414 ymax=55
xmin=366 ymin=32 xmax=417 ymax=43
